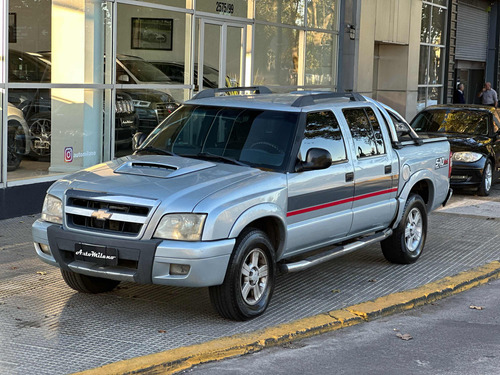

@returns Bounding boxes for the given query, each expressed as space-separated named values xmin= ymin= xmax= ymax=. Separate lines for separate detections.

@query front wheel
xmin=381 ymin=194 xmax=427 ymax=264
xmin=477 ymin=160 xmax=493 ymax=196
xmin=209 ymin=228 xmax=276 ymax=321
xmin=60 ymin=269 xmax=120 ymax=293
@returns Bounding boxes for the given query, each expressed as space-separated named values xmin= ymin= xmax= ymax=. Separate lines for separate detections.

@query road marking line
xmin=74 ymin=260 xmax=500 ymax=375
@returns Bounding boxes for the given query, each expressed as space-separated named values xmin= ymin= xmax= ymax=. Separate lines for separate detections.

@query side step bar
xmin=279 ymin=228 xmax=393 ymax=273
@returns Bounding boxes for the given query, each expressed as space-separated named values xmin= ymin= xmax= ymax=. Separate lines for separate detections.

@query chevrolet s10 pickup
xmin=33 ymin=88 xmax=452 ymax=320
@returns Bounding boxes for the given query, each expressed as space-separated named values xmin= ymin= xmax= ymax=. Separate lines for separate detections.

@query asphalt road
xmin=184 ymin=278 xmax=500 ymax=375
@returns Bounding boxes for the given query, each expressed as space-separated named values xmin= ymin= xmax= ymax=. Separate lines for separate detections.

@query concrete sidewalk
xmin=1 ymin=189 xmax=500 ymax=375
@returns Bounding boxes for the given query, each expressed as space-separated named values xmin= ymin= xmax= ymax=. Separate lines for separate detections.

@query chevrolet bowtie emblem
xmin=91 ymin=209 xmax=113 ymax=221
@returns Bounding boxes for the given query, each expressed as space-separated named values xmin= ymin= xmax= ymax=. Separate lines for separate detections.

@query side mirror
xmin=132 ymin=132 xmax=147 ymax=151
xmin=295 ymin=148 xmax=332 ymax=172
xmin=117 ymin=74 xmax=130 ymax=83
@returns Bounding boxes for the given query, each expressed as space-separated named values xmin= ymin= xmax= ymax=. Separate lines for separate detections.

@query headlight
xmin=133 ymin=100 xmax=151 ymax=108
xmin=452 ymin=152 xmax=483 ymax=163
xmin=154 ymin=214 xmax=206 ymax=241
xmin=41 ymin=194 xmax=63 ymax=224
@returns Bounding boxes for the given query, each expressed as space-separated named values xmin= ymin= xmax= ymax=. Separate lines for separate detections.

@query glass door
xmin=196 ymin=19 xmax=247 ymax=92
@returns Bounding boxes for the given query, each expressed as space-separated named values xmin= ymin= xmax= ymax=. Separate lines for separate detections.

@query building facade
xmin=0 ymin=0 xmax=497 ymax=218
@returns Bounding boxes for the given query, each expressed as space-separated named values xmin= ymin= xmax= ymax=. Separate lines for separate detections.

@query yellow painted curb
xmin=74 ymin=260 xmax=500 ymax=375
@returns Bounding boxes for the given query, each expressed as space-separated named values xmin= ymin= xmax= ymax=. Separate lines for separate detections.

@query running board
xmin=279 ymin=229 xmax=393 ymax=273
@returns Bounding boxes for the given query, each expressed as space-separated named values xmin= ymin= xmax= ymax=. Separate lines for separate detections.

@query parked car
xmin=7 ymin=103 xmax=30 ymax=171
xmin=32 ymin=89 xmax=452 ymax=321
xmin=116 ymin=54 xmax=179 ymax=133
xmin=149 ymin=61 xmax=237 ymax=89
xmin=8 ymin=50 xmax=138 ymax=157
xmin=410 ymin=104 xmax=500 ymax=196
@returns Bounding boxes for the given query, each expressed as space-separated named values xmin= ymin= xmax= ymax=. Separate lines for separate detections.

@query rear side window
xmin=342 ymin=108 xmax=386 ymax=158
xmin=299 ymin=111 xmax=347 ymax=163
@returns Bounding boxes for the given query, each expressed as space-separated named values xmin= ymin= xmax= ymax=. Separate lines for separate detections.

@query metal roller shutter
xmin=456 ymin=2 xmax=489 ymax=62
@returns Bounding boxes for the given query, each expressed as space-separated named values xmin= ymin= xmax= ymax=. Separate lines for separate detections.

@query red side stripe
xmin=286 ymin=187 xmax=398 ymax=217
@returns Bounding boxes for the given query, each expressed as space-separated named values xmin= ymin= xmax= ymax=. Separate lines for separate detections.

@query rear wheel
xmin=209 ymin=228 xmax=276 ymax=321
xmin=28 ymin=113 xmax=51 ymax=158
xmin=477 ymin=160 xmax=493 ymax=196
xmin=7 ymin=128 xmax=21 ymax=172
xmin=381 ymin=194 xmax=427 ymax=264
xmin=60 ymin=269 xmax=120 ymax=293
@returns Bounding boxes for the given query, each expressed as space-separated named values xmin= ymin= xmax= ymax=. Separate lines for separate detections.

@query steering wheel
xmin=248 ymin=141 xmax=282 ymax=154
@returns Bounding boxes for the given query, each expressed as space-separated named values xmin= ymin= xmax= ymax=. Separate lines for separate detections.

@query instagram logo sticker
xmin=64 ymin=147 xmax=73 ymax=163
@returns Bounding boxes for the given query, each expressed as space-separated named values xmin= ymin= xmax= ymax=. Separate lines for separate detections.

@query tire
xmin=477 ymin=160 xmax=493 ymax=196
xmin=381 ymin=194 xmax=427 ymax=264
xmin=7 ymin=129 xmax=22 ymax=172
xmin=209 ymin=228 xmax=276 ymax=321
xmin=60 ymin=269 xmax=120 ymax=293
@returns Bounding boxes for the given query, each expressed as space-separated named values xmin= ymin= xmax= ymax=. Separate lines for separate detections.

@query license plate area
xmin=74 ymin=243 xmax=118 ymax=266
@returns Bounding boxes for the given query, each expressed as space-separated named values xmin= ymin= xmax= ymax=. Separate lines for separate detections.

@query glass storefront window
xmin=420 ymin=3 xmax=431 ymax=44
xmin=418 ymin=45 xmax=429 ymax=85
xmin=306 ymin=31 xmax=336 ymax=86
xmin=117 ymin=4 xmax=191 ymax=100
xmin=430 ymin=5 xmax=446 ymax=45
xmin=7 ymin=89 xmax=109 ymax=182
xmin=256 ymin=0 xmax=305 ymax=27
xmin=254 ymin=25 xmax=299 ymax=86
xmin=419 ymin=1 xmax=446 ymax=111
xmin=307 ymin=0 xmax=338 ymax=31
xmin=429 ymin=46 xmax=443 ymax=85
xmin=8 ymin=0 xmax=112 ymax=85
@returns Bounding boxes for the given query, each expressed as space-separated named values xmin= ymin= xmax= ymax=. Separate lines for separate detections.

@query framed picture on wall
xmin=9 ymin=13 xmax=17 ymax=43
xmin=131 ymin=18 xmax=173 ymax=51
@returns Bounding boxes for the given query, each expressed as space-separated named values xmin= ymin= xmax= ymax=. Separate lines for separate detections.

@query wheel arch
xmin=228 ymin=204 xmax=287 ymax=259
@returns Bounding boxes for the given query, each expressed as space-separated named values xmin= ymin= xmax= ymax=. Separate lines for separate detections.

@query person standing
xmin=478 ymin=82 xmax=498 ymax=107
xmin=453 ymin=83 xmax=465 ymax=104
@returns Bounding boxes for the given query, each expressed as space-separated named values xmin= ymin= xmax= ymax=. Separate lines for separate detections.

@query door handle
xmin=384 ymin=165 xmax=392 ymax=174
xmin=345 ymin=172 xmax=354 ymax=182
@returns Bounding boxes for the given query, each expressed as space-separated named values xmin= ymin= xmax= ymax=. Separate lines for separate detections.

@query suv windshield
xmin=121 ymin=59 xmax=172 ymax=82
xmin=411 ymin=109 xmax=489 ymax=135
xmin=140 ymin=105 xmax=299 ymax=171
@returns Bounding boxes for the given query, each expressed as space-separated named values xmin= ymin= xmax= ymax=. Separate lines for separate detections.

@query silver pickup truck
xmin=32 ymin=89 xmax=452 ymax=320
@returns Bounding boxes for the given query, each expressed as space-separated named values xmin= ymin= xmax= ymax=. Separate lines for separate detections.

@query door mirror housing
xmin=295 ymin=148 xmax=332 ymax=172
xmin=132 ymin=132 xmax=147 ymax=151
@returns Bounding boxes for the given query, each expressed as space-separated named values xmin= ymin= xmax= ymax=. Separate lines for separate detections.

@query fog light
xmin=39 ymin=243 xmax=51 ymax=255
xmin=170 ymin=264 xmax=190 ymax=275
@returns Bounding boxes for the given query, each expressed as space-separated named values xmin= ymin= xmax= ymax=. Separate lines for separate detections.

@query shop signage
xmin=64 ymin=147 xmax=97 ymax=163
xmin=216 ymin=2 xmax=235 ymax=15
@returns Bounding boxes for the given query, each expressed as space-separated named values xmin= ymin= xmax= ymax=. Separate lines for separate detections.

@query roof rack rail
xmin=291 ymin=92 xmax=365 ymax=107
xmin=191 ymin=86 xmax=272 ymax=100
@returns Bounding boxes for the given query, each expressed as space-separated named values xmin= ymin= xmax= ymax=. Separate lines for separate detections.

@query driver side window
xmin=299 ymin=111 xmax=347 ymax=163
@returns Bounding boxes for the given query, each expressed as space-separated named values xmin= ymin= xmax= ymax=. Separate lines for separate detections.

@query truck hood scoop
xmin=114 ymin=158 xmax=215 ymax=178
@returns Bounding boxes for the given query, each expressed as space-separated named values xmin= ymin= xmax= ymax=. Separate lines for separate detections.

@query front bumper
xmin=449 ymin=159 xmax=486 ymax=188
xmin=32 ymin=220 xmax=234 ymax=287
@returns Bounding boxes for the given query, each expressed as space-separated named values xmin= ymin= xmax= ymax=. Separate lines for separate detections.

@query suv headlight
xmin=452 ymin=152 xmax=483 ymax=163
xmin=154 ymin=214 xmax=207 ymax=241
xmin=41 ymin=194 xmax=63 ymax=224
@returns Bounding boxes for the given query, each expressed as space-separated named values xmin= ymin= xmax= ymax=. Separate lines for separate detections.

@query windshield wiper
xmin=135 ymin=147 xmax=175 ymax=156
xmin=190 ymin=152 xmax=248 ymax=167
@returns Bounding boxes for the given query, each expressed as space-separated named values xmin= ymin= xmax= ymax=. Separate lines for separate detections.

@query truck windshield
xmin=139 ymin=105 xmax=299 ymax=171
xmin=411 ymin=109 xmax=489 ymax=135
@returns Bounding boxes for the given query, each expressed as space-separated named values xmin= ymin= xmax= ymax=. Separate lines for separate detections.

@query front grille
xmin=65 ymin=194 xmax=155 ymax=237
xmin=154 ymin=102 xmax=177 ymax=122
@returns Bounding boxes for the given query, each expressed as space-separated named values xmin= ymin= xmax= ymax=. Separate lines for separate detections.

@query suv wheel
xmin=381 ymin=194 xmax=427 ymax=264
xmin=60 ymin=269 xmax=120 ymax=293
xmin=209 ymin=228 xmax=276 ymax=321
xmin=478 ymin=160 xmax=493 ymax=196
